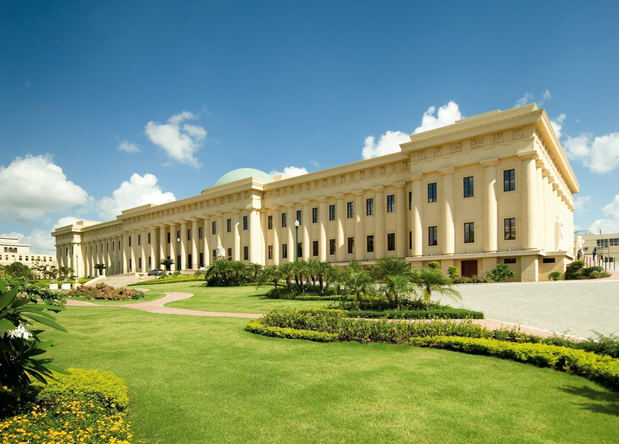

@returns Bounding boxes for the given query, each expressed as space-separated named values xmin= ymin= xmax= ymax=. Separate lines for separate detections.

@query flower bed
xmin=66 ymin=284 xmax=144 ymax=301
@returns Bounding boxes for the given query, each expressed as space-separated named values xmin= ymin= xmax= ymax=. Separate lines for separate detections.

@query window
xmin=386 ymin=194 xmax=395 ymax=213
xmin=504 ymin=169 xmax=515 ymax=192
xmin=282 ymin=243 xmax=288 ymax=259
xmin=129 ymin=236 xmax=132 ymax=247
xmin=137 ymin=234 xmax=141 ymax=246
xmin=427 ymin=183 xmax=437 ymax=203
xmin=329 ymin=239 xmax=336 ymax=255
xmin=148 ymin=256 xmax=152 ymax=267
xmin=198 ymin=227 xmax=203 ymax=239
xmin=504 ymin=258 xmax=516 ymax=264
xmin=296 ymin=210 xmax=302 ymax=225
xmin=212 ymin=249 xmax=217 ymax=258
xmin=177 ymin=231 xmax=181 ymax=242
xmin=408 ymin=191 xmax=412 ymax=210
xmin=312 ymin=241 xmax=319 ymax=256
xmin=464 ymin=222 xmax=475 ymax=243
xmin=597 ymin=239 xmax=609 ymax=248
xmin=243 ymin=246 xmax=249 ymax=261
xmin=212 ymin=221 xmax=217 ymax=235
xmin=610 ymin=238 xmax=619 ymax=246
xmin=227 ymin=248 xmax=232 ymax=259
xmin=409 ymin=231 xmax=412 ymax=249
xmin=387 ymin=233 xmax=395 ymax=251
xmin=428 ymin=226 xmax=438 ymax=246
xmin=328 ymin=204 xmax=336 ymax=221
xmin=366 ymin=235 xmax=374 ymax=253
xmin=199 ymin=253 xmax=204 ymax=268
xmin=227 ymin=218 xmax=232 ymax=233
xmin=463 ymin=176 xmax=474 ymax=198
xmin=268 ymin=245 xmax=273 ymax=260
xmin=347 ymin=201 xmax=354 ymax=218
xmin=347 ymin=237 xmax=355 ymax=254
xmin=148 ymin=232 xmax=151 ymax=244
xmin=312 ymin=207 xmax=318 ymax=223
xmin=268 ymin=216 xmax=273 ymax=230
xmin=243 ymin=215 xmax=248 ymax=230
xmin=167 ymin=232 xmax=170 ymax=243
xmin=366 ymin=198 xmax=374 ymax=216
xmin=542 ymin=257 xmax=555 ymax=263
xmin=138 ymin=257 xmax=142 ymax=270
xmin=187 ymin=229 xmax=191 ymax=241
xmin=297 ymin=242 xmax=302 ymax=258
xmin=504 ymin=218 xmax=516 ymax=240
xmin=281 ymin=213 xmax=287 ymax=228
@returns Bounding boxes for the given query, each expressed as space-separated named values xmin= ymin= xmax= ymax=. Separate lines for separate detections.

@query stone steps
xmin=84 ymin=273 xmax=157 ymax=288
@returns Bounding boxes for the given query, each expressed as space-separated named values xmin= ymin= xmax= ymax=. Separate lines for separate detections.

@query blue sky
xmin=1 ymin=1 xmax=618 ymax=253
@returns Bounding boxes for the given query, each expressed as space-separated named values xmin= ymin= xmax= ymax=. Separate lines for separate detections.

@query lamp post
xmin=294 ymin=219 xmax=300 ymax=261
xmin=177 ymin=235 xmax=181 ymax=271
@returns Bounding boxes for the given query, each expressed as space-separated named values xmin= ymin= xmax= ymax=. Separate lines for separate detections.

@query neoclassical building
xmin=53 ymin=104 xmax=578 ymax=281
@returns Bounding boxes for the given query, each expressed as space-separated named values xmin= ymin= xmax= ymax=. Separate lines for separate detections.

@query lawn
xmin=43 ymin=304 xmax=619 ymax=443
xmin=146 ymin=282 xmax=332 ymax=313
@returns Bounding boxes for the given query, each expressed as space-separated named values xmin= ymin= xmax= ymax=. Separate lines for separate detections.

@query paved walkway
xmin=435 ymin=279 xmax=619 ymax=338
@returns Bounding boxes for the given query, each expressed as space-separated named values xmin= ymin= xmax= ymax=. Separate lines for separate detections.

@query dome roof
xmin=214 ymin=168 xmax=273 ymax=187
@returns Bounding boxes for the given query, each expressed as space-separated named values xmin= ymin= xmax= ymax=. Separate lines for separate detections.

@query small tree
xmin=346 ymin=270 xmax=373 ymax=306
xmin=160 ymin=258 xmax=174 ymax=272
xmin=447 ymin=266 xmax=460 ymax=280
xmin=6 ymin=262 xmax=33 ymax=280
xmin=94 ymin=263 xmax=106 ymax=276
xmin=487 ymin=264 xmax=515 ymax=282
xmin=412 ymin=268 xmax=461 ymax=307
xmin=380 ymin=275 xmax=415 ymax=309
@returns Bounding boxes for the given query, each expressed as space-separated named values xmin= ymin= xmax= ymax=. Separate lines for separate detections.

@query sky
xmin=1 ymin=1 xmax=618 ymax=254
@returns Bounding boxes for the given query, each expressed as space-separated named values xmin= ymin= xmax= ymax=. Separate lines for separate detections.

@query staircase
xmin=84 ymin=273 xmax=157 ymax=288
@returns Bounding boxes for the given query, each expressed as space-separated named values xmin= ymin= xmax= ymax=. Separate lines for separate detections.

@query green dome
xmin=214 ymin=168 xmax=273 ymax=186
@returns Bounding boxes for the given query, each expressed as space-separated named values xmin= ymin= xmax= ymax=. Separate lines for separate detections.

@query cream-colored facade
xmin=52 ymin=104 xmax=579 ymax=281
xmin=1 ymin=235 xmax=57 ymax=268
xmin=575 ymin=232 xmax=618 ymax=270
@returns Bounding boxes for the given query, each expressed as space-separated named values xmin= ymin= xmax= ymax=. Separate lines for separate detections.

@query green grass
xmin=43 ymin=306 xmax=619 ymax=443
xmin=151 ymin=282 xmax=332 ymax=313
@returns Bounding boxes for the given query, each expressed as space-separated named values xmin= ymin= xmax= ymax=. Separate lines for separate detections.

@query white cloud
xmin=564 ymin=132 xmax=619 ymax=173
xmin=118 ymin=140 xmax=139 ymax=153
xmin=573 ymin=195 xmax=591 ymax=214
xmin=145 ymin=111 xmax=206 ymax=167
xmin=550 ymin=113 xmax=566 ymax=139
xmin=516 ymin=92 xmax=534 ymax=106
xmin=589 ymin=194 xmax=619 ymax=234
xmin=362 ymin=130 xmax=409 ymax=159
xmin=269 ymin=166 xmax=309 ymax=178
xmin=543 ymin=89 xmax=551 ymax=101
xmin=413 ymin=101 xmax=462 ymax=134
xmin=55 ymin=216 xmax=80 ymax=228
xmin=97 ymin=173 xmax=176 ymax=219
xmin=0 ymin=154 xmax=88 ymax=220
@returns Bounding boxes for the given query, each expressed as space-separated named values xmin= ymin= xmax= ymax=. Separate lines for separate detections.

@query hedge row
xmin=246 ymin=320 xmax=337 ymax=342
xmin=411 ymin=336 xmax=619 ymax=388
xmin=347 ymin=307 xmax=484 ymax=320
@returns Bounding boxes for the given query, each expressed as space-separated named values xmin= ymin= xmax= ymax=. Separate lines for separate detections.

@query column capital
xmin=480 ymin=157 xmax=498 ymax=167
xmin=372 ymin=185 xmax=385 ymax=192
xmin=517 ymin=150 xmax=537 ymax=160
xmin=394 ymin=181 xmax=407 ymax=189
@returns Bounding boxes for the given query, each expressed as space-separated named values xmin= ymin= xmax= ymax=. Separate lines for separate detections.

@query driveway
xmin=434 ymin=279 xmax=619 ymax=338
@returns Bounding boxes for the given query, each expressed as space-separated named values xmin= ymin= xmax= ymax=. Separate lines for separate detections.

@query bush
xmin=66 ymin=284 xmax=144 ymax=301
xmin=565 ymin=261 xmax=610 ymax=280
xmin=266 ymin=286 xmax=340 ymax=300
xmin=246 ymin=320 xmax=337 ymax=342
xmin=410 ymin=336 xmax=619 ymax=388
xmin=346 ymin=308 xmax=484 ymax=320
xmin=37 ymin=368 xmax=129 ymax=410
xmin=548 ymin=271 xmax=562 ymax=281
xmin=447 ymin=266 xmax=459 ymax=280
xmin=487 ymin=264 xmax=515 ymax=282
xmin=2 ymin=368 xmax=132 ymax=442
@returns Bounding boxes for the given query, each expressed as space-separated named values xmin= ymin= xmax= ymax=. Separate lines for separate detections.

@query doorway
xmin=461 ymin=260 xmax=478 ymax=277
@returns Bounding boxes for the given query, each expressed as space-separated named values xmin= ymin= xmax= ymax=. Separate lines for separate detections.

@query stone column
xmin=542 ymin=175 xmax=551 ymax=252
xmin=302 ymin=202 xmax=310 ymax=261
xmin=159 ymin=226 xmax=166 ymax=268
xmin=375 ymin=187 xmax=385 ymax=259
xmin=483 ymin=161 xmax=498 ymax=252
xmin=412 ymin=177 xmax=423 ymax=256
xmin=169 ymin=224 xmax=177 ymax=271
xmin=203 ymin=218 xmax=210 ymax=267
xmin=441 ymin=169 xmax=455 ymax=255
xmin=249 ymin=209 xmax=261 ymax=263
xmin=318 ymin=199 xmax=327 ymax=261
xmin=121 ymin=236 xmax=127 ymax=273
xmin=141 ymin=231 xmax=148 ymax=272
xmin=396 ymin=183 xmax=406 ymax=257
xmin=521 ymin=155 xmax=538 ymax=250
xmin=287 ymin=209 xmax=295 ymax=263
xmin=216 ymin=215 xmax=223 ymax=249
xmin=191 ymin=219 xmax=199 ymax=269
xmin=233 ymin=213 xmax=241 ymax=261
xmin=536 ymin=163 xmax=545 ymax=251
xmin=272 ymin=209 xmax=280 ymax=264
xmin=336 ymin=196 xmax=345 ymax=262
xmin=354 ymin=192 xmax=364 ymax=261
xmin=180 ymin=222 xmax=187 ymax=270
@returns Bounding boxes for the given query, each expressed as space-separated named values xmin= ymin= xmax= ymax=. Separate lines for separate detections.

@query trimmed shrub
xmin=266 ymin=287 xmax=340 ymax=300
xmin=37 ymin=368 xmax=129 ymax=410
xmin=346 ymin=308 xmax=484 ymax=320
xmin=548 ymin=271 xmax=562 ymax=281
xmin=246 ymin=320 xmax=337 ymax=342
xmin=487 ymin=264 xmax=515 ymax=282
xmin=410 ymin=336 xmax=619 ymax=388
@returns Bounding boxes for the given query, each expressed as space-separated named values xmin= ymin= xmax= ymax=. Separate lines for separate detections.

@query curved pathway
xmin=66 ymin=291 xmax=575 ymax=338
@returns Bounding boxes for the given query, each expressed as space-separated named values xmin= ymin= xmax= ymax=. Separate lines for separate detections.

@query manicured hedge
xmin=347 ymin=308 xmax=484 ymax=320
xmin=246 ymin=320 xmax=337 ymax=342
xmin=131 ymin=275 xmax=204 ymax=285
xmin=410 ymin=336 xmax=619 ymax=388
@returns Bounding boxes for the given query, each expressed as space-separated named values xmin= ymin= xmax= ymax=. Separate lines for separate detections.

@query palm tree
xmin=315 ymin=261 xmax=331 ymax=294
xmin=307 ymin=259 xmax=320 ymax=286
xmin=206 ymin=259 xmax=231 ymax=282
xmin=248 ymin=263 xmax=262 ymax=282
xmin=346 ymin=270 xmax=373 ymax=306
xmin=257 ymin=265 xmax=283 ymax=290
xmin=94 ymin=263 xmax=106 ymax=276
xmin=372 ymin=257 xmax=411 ymax=280
xmin=412 ymin=268 xmax=461 ymax=307
xmin=229 ymin=261 xmax=247 ymax=284
xmin=327 ymin=266 xmax=346 ymax=295
xmin=380 ymin=275 xmax=415 ymax=309
xmin=57 ymin=266 xmax=73 ymax=281
xmin=160 ymin=258 xmax=174 ymax=272
xmin=278 ymin=263 xmax=294 ymax=291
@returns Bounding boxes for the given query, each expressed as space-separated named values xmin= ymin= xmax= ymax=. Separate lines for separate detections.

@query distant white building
xmin=0 ymin=235 xmax=57 ymax=269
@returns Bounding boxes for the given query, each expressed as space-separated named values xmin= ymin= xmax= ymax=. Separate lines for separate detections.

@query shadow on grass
xmin=560 ymin=385 xmax=619 ymax=416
